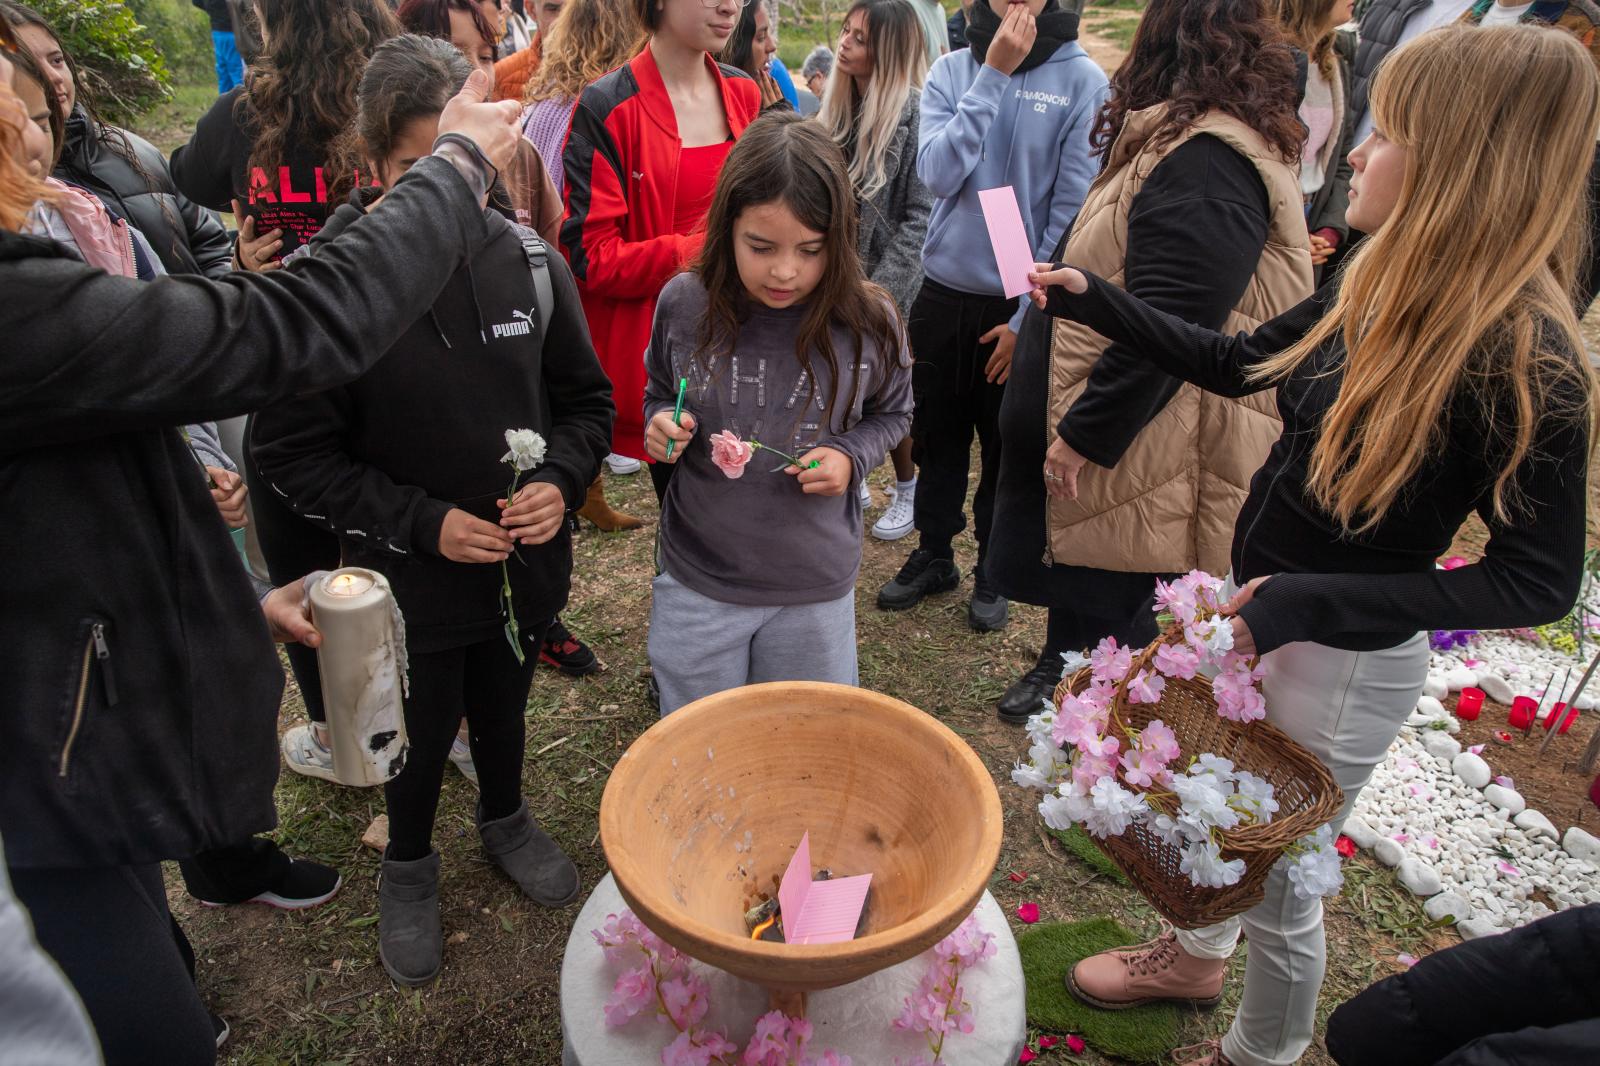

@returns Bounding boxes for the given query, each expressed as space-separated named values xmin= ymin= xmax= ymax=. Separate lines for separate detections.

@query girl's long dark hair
xmin=357 ymin=34 xmax=472 ymax=180
xmin=243 ymin=0 xmax=401 ymax=205
xmin=692 ymin=111 xmax=903 ymax=434
xmin=1093 ymin=0 xmax=1303 ymax=162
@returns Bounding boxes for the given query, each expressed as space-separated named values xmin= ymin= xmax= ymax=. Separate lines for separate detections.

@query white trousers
xmin=1175 ymin=627 xmax=1429 ymax=1066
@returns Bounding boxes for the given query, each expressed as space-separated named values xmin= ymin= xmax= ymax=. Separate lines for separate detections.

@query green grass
xmin=1019 ymin=919 xmax=1183 ymax=1063
xmin=136 ymin=78 xmax=222 ymax=156
xmin=1050 ymin=826 xmax=1130 ymax=884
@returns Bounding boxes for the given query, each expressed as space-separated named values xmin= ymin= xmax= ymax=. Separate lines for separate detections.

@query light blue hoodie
xmin=917 ymin=42 xmax=1109 ymax=331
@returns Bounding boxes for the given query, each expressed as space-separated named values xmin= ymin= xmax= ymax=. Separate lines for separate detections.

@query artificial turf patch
xmin=1019 ymin=919 xmax=1183 ymax=1063
xmin=1050 ymin=826 xmax=1129 ymax=884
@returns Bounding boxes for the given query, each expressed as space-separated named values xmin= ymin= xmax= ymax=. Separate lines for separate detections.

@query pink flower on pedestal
xmin=708 ymin=430 xmax=755 ymax=478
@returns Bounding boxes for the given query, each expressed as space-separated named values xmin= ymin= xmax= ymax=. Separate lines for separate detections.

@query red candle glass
xmin=1552 ymin=705 xmax=1580 ymax=734
xmin=1509 ymin=696 xmax=1538 ymax=730
xmin=1456 ymin=687 xmax=1485 ymax=720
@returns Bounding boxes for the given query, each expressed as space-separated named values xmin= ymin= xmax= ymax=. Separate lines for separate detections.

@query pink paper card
xmin=777 ymin=832 xmax=872 ymax=945
xmin=979 ymin=185 xmax=1035 ymax=299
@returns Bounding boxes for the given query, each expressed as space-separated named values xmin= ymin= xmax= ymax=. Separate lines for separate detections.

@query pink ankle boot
xmin=1066 ymin=926 xmax=1226 ymax=1010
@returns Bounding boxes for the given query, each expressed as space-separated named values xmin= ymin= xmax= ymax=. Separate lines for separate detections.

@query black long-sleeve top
xmin=1058 ymin=135 xmax=1270 ymax=467
xmin=1043 ymin=276 xmax=1591 ymax=656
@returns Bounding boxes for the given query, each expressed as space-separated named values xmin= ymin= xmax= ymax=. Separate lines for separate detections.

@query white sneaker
xmin=449 ymin=736 xmax=480 ymax=787
xmin=871 ymin=483 xmax=916 ymax=540
xmin=605 ymin=453 xmax=642 ymax=475
xmin=281 ymin=723 xmax=339 ymax=783
xmin=858 ymin=480 xmax=873 ymax=508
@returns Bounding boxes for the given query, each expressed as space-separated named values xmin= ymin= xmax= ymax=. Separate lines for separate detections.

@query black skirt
xmin=986 ymin=301 xmax=1165 ymax=616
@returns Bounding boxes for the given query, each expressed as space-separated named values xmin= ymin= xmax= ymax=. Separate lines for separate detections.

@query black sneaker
xmin=967 ymin=571 xmax=1009 ymax=632
xmin=540 ymin=619 xmax=601 ymax=676
xmin=209 ymin=1011 xmax=230 ymax=1050
xmin=997 ymin=661 xmax=1063 ymax=723
xmin=877 ymin=548 xmax=961 ymax=610
xmin=196 ymin=858 xmax=341 ymax=910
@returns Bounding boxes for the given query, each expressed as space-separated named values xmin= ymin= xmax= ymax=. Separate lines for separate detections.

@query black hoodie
xmin=251 ymin=192 xmax=614 ymax=654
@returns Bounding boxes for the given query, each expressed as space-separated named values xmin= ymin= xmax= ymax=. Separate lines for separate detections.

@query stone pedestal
xmin=561 ymin=874 xmax=1026 ymax=1065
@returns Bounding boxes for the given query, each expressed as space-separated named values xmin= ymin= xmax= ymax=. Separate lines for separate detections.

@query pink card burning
xmin=978 ymin=185 xmax=1035 ymax=299
xmin=777 ymin=832 xmax=872 ymax=945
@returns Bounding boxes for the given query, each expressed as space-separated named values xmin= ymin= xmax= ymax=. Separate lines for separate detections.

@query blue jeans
xmin=211 ymin=30 xmax=244 ymax=93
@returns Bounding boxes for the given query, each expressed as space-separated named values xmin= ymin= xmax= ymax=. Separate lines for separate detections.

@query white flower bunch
xmin=1277 ymin=824 xmax=1345 ymax=900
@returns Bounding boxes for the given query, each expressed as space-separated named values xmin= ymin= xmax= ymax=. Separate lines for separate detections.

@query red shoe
xmin=539 ymin=620 xmax=600 ymax=676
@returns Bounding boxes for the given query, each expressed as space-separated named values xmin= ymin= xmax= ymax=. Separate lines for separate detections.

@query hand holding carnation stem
xmin=494 ymin=428 xmax=549 ymax=664
xmin=708 ymin=429 xmax=854 ymax=497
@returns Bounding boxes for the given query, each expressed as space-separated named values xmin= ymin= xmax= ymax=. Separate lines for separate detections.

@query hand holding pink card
xmin=978 ymin=185 xmax=1036 ymax=299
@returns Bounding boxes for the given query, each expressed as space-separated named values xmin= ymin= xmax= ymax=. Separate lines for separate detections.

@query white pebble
xmin=1424 ymin=891 xmax=1472 ymax=922
xmin=1483 ymin=784 xmax=1526 ymax=816
xmin=1416 ymin=696 xmax=1449 ymax=720
xmin=1422 ymin=732 xmax=1462 ymax=761
xmin=1374 ymin=837 xmax=1406 ymax=868
xmin=1452 ymin=752 xmax=1492 ymax=789
xmin=1458 ymin=917 xmax=1502 ymax=940
xmin=1513 ymin=809 xmax=1559 ymax=842
xmin=1398 ymin=858 xmax=1444 ymax=897
xmin=1562 ymin=827 xmax=1600 ymax=867
xmin=1422 ymin=674 xmax=1449 ymax=701
xmin=1445 ymin=667 xmax=1479 ymax=692
xmin=1343 ymin=815 xmax=1380 ymax=849
xmin=1477 ymin=673 xmax=1515 ymax=705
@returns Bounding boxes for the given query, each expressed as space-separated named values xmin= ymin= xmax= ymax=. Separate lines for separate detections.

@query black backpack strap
xmin=516 ymin=228 xmax=555 ymax=343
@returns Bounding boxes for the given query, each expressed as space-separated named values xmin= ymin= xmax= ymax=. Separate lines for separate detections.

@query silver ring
xmin=1044 ymin=471 xmax=1061 ymax=481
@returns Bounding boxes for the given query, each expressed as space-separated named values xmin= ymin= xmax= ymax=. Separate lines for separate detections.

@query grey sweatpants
xmin=647 ymin=570 xmax=858 ymax=715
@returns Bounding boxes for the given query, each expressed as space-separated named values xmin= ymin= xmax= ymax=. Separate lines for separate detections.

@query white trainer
xmin=448 ymin=736 xmax=480 ymax=788
xmin=871 ymin=482 xmax=916 ymax=541
xmin=605 ymin=453 xmax=642 ymax=475
xmin=280 ymin=723 xmax=339 ymax=783
xmin=858 ymin=480 xmax=872 ymax=508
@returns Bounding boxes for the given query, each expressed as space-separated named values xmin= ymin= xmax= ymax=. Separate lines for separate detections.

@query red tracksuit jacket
xmin=559 ymin=48 xmax=760 ymax=460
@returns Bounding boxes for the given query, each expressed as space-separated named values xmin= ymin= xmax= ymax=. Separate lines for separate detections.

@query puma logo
xmin=491 ymin=307 xmax=537 ymax=339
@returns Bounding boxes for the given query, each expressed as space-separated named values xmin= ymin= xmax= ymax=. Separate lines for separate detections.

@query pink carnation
xmin=708 ymin=429 xmax=755 ymax=478
xmin=1154 ymin=642 xmax=1201 ymax=680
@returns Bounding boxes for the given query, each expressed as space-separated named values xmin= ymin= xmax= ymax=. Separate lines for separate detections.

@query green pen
xmin=664 ymin=376 xmax=688 ymax=459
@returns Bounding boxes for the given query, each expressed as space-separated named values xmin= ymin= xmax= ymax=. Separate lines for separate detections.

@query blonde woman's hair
xmin=817 ymin=0 xmax=927 ymax=202
xmin=1253 ymin=24 xmax=1599 ymax=533
xmin=1272 ymin=0 xmax=1338 ymax=78
xmin=524 ymin=0 xmax=645 ymax=103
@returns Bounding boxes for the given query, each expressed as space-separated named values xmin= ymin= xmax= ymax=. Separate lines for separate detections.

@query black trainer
xmin=877 ymin=548 xmax=961 ymax=610
xmin=997 ymin=661 xmax=1063 ymax=723
xmin=540 ymin=619 xmax=601 ymax=676
xmin=193 ymin=857 xmax=341 ymax=910
xmin=209 ymin=1012 xmax=230 ymax=1050
xmin=968 ymin=571 xmax=1010 ymax=632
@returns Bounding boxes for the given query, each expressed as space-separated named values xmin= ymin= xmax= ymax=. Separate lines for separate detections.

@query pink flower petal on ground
xmin=1392 ymin=833 xmax=1410 ymax=844
xmin=1494 ymin=775 xmax=1514 ymax=789
xmin=1065 ymin=1035 xmax=1087 ymax=1055
xmin=1019 ymin=1049 xmax=1037 ymax=1064
xmin=1468 ymin=745 xmax=1485 ymax=755
xmin=1016 ymin=902 xmax=1040 ymax=924
xmin=1395 ymin=757 xmax=1418 ymax=771
xmin=1425 ymin=836 xmax=1439 ymax=850
xmin=1007 ymin=870 xmax=1028 ymax=883
xmin=1497 ymin=860 xmax=1521 ymax=877
xmin=1397 ymin=953 xmax=1419 ymax=968
xmin=1037 ymin=1036 xmax=1060 ymax=1049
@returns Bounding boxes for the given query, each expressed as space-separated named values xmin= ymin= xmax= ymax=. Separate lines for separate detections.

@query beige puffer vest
xmin=1044 ymin=106 xmax=1313 ymax=574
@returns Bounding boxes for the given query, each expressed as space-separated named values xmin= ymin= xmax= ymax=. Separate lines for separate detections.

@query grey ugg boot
xmin=478 ymin=799 xmax=581 ymax=907
xmin=378 ymin=849 xmax=442 ymax=987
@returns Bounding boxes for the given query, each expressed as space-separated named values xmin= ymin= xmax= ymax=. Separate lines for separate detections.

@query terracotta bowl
xmin=599 ymin=682 xmax=1004 ymax=1009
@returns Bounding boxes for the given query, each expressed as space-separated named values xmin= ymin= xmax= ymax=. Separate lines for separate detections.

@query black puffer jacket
xmin=54 ymin=107 xmax=232 ymax=279
xmin=1349 ymin=0 xmax=1434 ymax=122
xmin=0 ymin=157 xmax=491 ymax=869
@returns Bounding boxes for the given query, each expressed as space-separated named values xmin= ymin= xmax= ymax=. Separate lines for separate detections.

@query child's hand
xmin=645 ymin=410 xmax=697 ymax=463
xmin=262 ymin=575 xmax=321 ymax=648
xmin=788 ymin=446 xmax=852 ymax=497
xmin=438 ymin=507 xmax=513 ymax=562
xmin=207 ymin=467 xmax=249 ymax=528
xmin=232 ymin=200 xmax=283 ymax=273
xmin=500 ymin=481 xmax=565 ymax=545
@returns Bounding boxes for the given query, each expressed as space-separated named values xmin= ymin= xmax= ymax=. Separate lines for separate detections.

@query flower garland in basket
xmin=593 ymin=910 xmax=995 ymax=1065
xmin=1010 ymin=571 xmax=1343 ymax=896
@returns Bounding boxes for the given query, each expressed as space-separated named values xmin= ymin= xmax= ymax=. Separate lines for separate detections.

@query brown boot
xmin=1066 ymin=925 xmax=1226 ymax=1010
xmin=576 ymin=475 xmax=642 ymax=531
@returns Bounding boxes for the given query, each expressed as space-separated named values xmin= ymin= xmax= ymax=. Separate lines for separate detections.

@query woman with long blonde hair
xmin=817 ymin=0 xmax=930 ymax=534
xmin=521 ymin=0 xmax=644 ymax=196
xmin=1030 ymin=24 xmax=1597 ymax=1066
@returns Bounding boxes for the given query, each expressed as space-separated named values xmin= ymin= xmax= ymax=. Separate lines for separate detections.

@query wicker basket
xmin=1055 ymin=627 xmax=1342 ymax=929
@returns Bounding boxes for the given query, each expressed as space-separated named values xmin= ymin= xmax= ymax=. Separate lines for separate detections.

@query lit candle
xmin=308 ymin=568 xmax=409 ymax=786
xmin=1455 ymin=688 xmax=1485 ymax=721
xmin=1508 ymin=696 xmax=1538 ymax=731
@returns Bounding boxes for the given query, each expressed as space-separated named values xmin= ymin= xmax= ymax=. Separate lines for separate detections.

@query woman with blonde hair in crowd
xmin=1031 ymin=24 xmax=1598 ymax=1066
xmin=817 ymin=0 xmax=930 ymax=531
xmin=1274 ymin=0 xmax=1356 ymax=280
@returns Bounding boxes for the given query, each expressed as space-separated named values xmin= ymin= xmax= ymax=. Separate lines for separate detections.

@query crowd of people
xmin=3 ymin=0 xmax=1600 ymax=1062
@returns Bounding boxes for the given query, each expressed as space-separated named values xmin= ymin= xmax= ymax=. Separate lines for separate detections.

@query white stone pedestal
xmin=561 ymin=874 xmax=1026 ymax=1065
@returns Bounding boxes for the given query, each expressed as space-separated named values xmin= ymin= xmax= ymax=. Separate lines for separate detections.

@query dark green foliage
xmin=30 ymin=0 xmax=180 ymax=123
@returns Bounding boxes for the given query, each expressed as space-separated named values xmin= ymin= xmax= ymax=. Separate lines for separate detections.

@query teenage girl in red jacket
xmin=560 ymin=0 xmax=761 ymax=502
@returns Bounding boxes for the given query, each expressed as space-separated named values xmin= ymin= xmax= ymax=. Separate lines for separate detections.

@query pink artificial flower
xmin=708 ymin=430 xmax=755 ymax=478
xmin=1037 ymin=1036 xmax=1060 ymax=1049
xmin=1119 ymin=747 xmax=1172 ymax=789
xmin=936 ymin=915 xmax=997 ymax=968
xmin=1065 ymin=1034 xmax=1087 ymax=1055
xmin=1139 ymin=719 xmax=1182 ymax=762
xmin=1335 ymin=834 xmax=1357 ymax=857
xmin=1053 ymin=692 xmax=1110 ymax=748
xmin=1397 ymin=953 xmax=1419 ymax=968
xmin=1090 ymin=637 xmax=1133 ymax=681
xmin=658 ymin=974 xmax=710 ymax=1031
xmin=1154 ymin=641 xmax=1201 ymax=680
xmin=603 ymin=963 xmax=657 ymax=1026
xmin=1019 ymin=1050 xmax=1037 ymax=1064
xmin=1126 ymin=669 xmax=1166 ymax=705
xmin=1016 ymin=902 xmax=1040 ymax=924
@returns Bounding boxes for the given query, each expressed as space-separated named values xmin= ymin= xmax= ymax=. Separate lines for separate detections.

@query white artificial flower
xmin=1284 ymin=847 xmax=1345 ymax=899
xmin=1011 ymin=760 xmax=1052 ymax=791
xmin=1172 ymin=770 xmax=1242 ymax=831
xmin=1231 ymin=771 xmax=1280 ymax=825
xmin=1194 ymin=753 xmax=1236 ymax=778
xmin=1059 ymin=650 xmax=1090 ymax=676
xmin=502 ymin=428 xmax=547 ymax=471
xmin=1180 ymin=838 xmax=1246 ymax=888
xmin=1039 ymin=780 xmax=1094 ymax=831
xmin=1026 ymin=704 xmax=1058 ymax=747
xmin=1204 ymin=614 xmax=1235 ymax=657
xmin=1027 ymin=739 xmax=1068 ymax=779
xmin=1083 ymin=777 xmax=1149 ymax=839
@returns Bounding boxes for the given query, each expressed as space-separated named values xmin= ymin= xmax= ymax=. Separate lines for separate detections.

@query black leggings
xmin=10 ymin=863 xmax=214 ymax=1066
xmin=1038 ymin=584 xmax=1161 ymax=667
xmin=384 ymin=625 xmax=550 ymax=862
xmin=244 ymin=418 xmax=340 ymax=723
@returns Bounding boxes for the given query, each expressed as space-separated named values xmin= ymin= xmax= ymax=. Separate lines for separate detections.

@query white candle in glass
xmin=308 ymin=568 xmax=409 ymax=787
